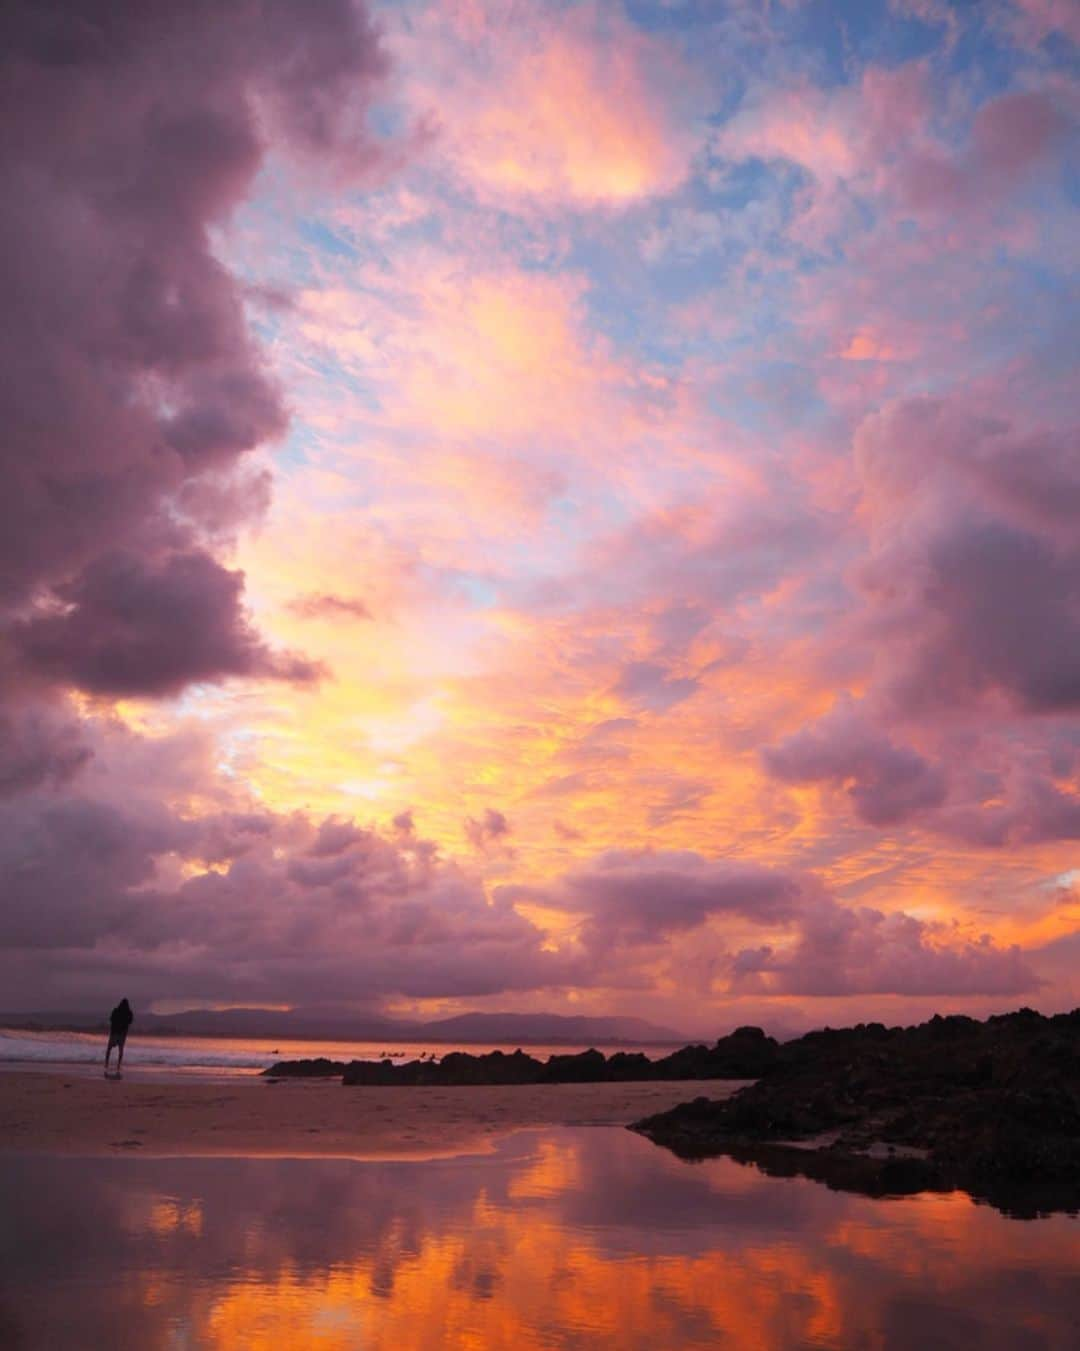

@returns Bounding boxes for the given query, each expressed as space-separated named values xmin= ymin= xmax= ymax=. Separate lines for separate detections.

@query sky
xmin=1 ymin=0 xmax=1078 ymax=1035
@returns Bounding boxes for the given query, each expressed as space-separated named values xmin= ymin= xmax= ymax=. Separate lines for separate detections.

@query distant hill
xmin=0 ymin=1007 xmax=687 ymax=1045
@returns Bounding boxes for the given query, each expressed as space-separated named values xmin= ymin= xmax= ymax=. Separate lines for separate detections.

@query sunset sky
xmin=2 ymin=0 xmax=1078 ymax=1034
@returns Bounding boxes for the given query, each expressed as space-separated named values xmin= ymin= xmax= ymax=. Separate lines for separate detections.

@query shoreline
xmin=0 ymin=1069 xmax=744 ymax=1161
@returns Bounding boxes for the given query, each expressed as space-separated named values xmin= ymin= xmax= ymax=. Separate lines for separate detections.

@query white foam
xmin=0 ymin=1030 xmax=271 ymax=1070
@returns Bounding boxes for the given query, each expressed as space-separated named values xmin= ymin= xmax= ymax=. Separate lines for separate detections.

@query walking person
xmin=104 ymin=998 xmax=134 ymax=1077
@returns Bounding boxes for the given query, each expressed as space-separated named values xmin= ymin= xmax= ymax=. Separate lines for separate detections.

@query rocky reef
xmin=631 ymin=1008 xmax=1080 ymax=1218
xmin=262 ymin=1057 xmax=348 ymax=1078
xmin=262 ymin=1024 xmax=778 ymax=1084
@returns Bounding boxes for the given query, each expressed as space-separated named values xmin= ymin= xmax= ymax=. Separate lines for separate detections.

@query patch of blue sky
xmin=308 ymin=346 xmax=385 ymax=414
xmin=297 ymin=217 xmax=357 ymax=260
xmin=245 ymin=308 xmax=286 ymax=352
xmin=410 ymin=559 xmax=501 ymax=613
xmin=1063 ymin=155 xmax=1080 ymax=208
xmin=563 ymin=172 xmax=799 ymax=363
xmin=551 ymin=477 xmax=632 ymax=536
xmin=454 ymin=574 xmax=501 ymax=610
xmin=846 ymin=1 xmax=953 ymax=68
xmin=972 ymin=262 xmax=1079 ymax=376
xmin=710 ymin=357 xmax=832 ymax=437
xmin=944 ymin=11 xmax=1048 ymax=105
xmin=623 ymin=0 xmax=713 ymax=36
xmin=366 ymin=93 xmax=416 ymax=143
xmin=272 ymin=424 xmax=323 ymax=477
xmin=778 ymin=0 xmax=958 ymax=81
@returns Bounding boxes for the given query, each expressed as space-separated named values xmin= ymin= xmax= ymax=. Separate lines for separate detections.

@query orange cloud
xmin=840 ymin=330 xmax=900 ymax=362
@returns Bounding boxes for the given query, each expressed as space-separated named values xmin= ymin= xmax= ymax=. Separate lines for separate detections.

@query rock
xmin=339 ymin=1033 xmax=781 ymax=1087
xmin=341 ymin=1048 xmax=545 ymax=1086
xmin=630 ymin=1007 xmax=1080 ymax=1217
xmin=261 ymin=1058 xmax=347 ymax=1078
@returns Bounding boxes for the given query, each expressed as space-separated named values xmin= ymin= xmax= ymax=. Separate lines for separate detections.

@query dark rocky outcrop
xmin=264 ymin=1025 xmax=778 ymax=1084
xmin=262 ymin=1057 xmax=348 ymax=1078
xmin=341 ymin=1048 xmax=546 ymax=1086
xmin=631 ymin=1008 xmax=1080 ymax=1217
xmin=338 ymin=1028 xmax=777 ymax=1085
xmin=657 ymin=1026 xmax=781 ymax=1079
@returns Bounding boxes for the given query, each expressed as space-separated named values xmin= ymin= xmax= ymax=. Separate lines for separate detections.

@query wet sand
xmin=0 ymin=1071 xmax=741 ymax=1159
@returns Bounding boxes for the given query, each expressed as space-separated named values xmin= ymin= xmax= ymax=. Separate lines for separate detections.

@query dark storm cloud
xmin=0 ymin=0 xmax=390 ymax=697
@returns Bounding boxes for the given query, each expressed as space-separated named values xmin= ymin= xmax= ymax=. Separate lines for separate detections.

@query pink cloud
xmin=0 ymin=782 xmax=575 ymax=1006
xmin=718 ymin=61 xmax=1072 ymax=255
xmin=717 ymin=62 xmax=933 ymax=187
xmin=732 ymin=898 xmax=1040 ymax=998
xmin=896 ymin=90 xmax=1070 ymax=213
xmin=507 ymin=849 xmax=808 ymax=953
xmin=398 ymin=0 xmax=701 ymax=207
xmin=0 ymin=710 xmax=91 ymax=799
xmin=854 ymin=396 xmax=1080 ymax=716
xmin=763 ymin=699 xmax=948 ymax=827
xmin=1009 ymin=0 xmax=1080 ymax=46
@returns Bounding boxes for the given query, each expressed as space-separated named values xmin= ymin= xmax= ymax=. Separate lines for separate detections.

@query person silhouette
xmin=104 ymin=998 xmax=134 ymax=1077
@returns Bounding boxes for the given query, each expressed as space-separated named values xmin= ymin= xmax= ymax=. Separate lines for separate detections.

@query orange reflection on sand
xmin=148 ymin=1197 xmax=204 ymax=1239
xmin=147 ymin=1217 xmax=866 ymax=1351
xmin=130 ymin=1145 xmax=860 ymax=1350
xmin=45 ymin=1137 xmax=1068 ymax=1351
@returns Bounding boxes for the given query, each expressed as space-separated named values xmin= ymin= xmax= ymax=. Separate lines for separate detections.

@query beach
xmin=0 ymin=1070 xmax=738 ymax=1160
xmin=3 ymin=1070 xmax=1078 ymax=1350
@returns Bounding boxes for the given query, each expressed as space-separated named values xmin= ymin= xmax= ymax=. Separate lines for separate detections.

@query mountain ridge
xmin=0 ymin=1007 xmax=688 ymax=1045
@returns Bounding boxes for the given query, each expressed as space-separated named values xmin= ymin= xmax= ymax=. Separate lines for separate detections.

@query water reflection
xmin=1 ymin=1129 xmax=1076 ymax=1349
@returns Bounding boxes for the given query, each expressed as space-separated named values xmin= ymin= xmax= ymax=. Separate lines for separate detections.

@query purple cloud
xmin=12 ymin=550 xmax=323 ymax=697
xmin=544 ymin=850 xmax=807 ymax=950
xmin=897 ymin=89 xmax=1071 ymax=214
xmin=763 ymin=700 xmax=947 ymax=826
xmin=731 ymin=899 xmax=1040 ymax=998
xmin=465 ymin=807 xmax=513 ymax=854
xmin=0 ymin=0 xmax=390 ymax=698
xmin=613 ymin=660 xmax=700 ymax=713
xmin=0 ymin=793 xmax=577 ymax=1006
xmin=0 ymin=711 xmax=91 ymax=798
xmin=855 ymin=397 xmax=1080 ymax=715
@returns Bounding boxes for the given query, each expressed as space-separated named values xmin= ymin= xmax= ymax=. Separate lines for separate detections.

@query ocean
xmin=0 ymin=1027 xmax=685 ymax=1080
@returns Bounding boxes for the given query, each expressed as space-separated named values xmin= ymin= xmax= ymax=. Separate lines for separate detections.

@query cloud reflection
xmin=1 ymin=1129 xmax=1078 ymax=1349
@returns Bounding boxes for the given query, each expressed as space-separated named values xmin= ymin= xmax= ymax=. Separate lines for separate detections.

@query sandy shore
xmin=0 ymin=1071 xmax=742 ymax=1159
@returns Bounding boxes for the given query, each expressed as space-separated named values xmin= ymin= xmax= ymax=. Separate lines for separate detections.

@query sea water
xmin=0 ymin=1127 xmax=1076 ymax=1349
xmin=0 ymin=1028 xmax=685 ymax=1079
